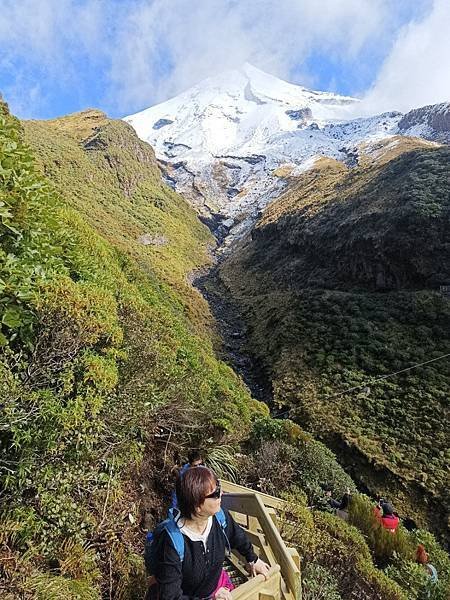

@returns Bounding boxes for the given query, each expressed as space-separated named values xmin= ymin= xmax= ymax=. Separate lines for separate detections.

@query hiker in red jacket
xmin=374 ymin=500 xmax=400 ymax=533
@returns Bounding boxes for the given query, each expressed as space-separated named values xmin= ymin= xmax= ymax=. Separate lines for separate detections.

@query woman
xmin=416 ymin=544 xmax=438 ymax=584
xmin=152 ymin=466 xmax=270 ymax=600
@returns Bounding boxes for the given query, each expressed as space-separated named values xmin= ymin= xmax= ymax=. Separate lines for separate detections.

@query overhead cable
xmin=274 ymin=352 xmax=450 ymax=419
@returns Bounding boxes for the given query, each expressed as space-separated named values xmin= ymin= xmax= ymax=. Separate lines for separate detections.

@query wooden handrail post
xmin=222 ymin=491 xmax=301 ymax=600
xmin=252 ymin=494 xmax=301 ymax=600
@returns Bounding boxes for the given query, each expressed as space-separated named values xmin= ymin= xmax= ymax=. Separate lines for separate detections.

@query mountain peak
xmin=125 ymin=63 xmax=359 ymax=155
xmin=124 ymin=69 xmax=447 ymax=231
xmin=123 ymin=67 xmax=388 ymax=220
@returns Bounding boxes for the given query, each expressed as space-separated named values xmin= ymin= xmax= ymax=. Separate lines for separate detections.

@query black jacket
xmin=152 ymin=508 xmax=257 ymax=600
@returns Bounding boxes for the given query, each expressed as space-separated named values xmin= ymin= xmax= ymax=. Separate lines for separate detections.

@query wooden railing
xmin=221 ymin=481 xmax=286 ymax=510
xmin=231 ymin=566 xmax=281 ymax=600
xmin=221 ymin=481 xmax=301 ymax=600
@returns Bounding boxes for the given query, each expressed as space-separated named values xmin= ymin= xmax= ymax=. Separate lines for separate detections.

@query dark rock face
xmin=285 ymin=107 xmax=313 ymax=122
xmin=227 ymin=187 xmax=240 ymax=198
xmin=153 ymin=118 xmax=174 ymax=130
xmin=218 ymin=153 xmax=266 ymax=166
xmin=244 ymin=81 xmax=267 ymax=105
xmin=163 ymin=141 xmax=192 ymax=157
xmin=398 ymin=102 xmax=450 ymax=144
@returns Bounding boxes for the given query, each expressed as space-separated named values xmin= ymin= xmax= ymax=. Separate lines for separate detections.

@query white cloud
xmin=0 ymin=0 xmax=445 ymax=118
xmin=108 ymin=0 xmax=394 ymax=112
xmin=361 ymin=0 xmax=450 ymax=113
xmin=0 ymin=0 xmax=109 ymax=116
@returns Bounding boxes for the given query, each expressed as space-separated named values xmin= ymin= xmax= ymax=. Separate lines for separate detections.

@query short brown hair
xmin=176 ymin=466 xmax=217 ymax=519
xmin=187 ymin=450 xmax=203 ymax=465
xmin=416 ymin=544 xmax=429 ymax=565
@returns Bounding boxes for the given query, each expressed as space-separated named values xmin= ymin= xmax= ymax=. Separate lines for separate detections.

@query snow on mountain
xmin=124 ymin=64 xmax=447 ymax=242
xmin=397 ymin=102 xmax=450 ymax=144
xmin=126 ymin=64 xmax=357 ymax=155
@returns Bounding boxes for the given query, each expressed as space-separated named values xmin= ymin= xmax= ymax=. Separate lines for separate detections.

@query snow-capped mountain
xmin=124 ymin=64 xmax=448 ymax=240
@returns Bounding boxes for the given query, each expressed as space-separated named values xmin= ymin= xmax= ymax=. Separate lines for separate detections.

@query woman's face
xmin=195 ymin=480 xmax=222 ymax=517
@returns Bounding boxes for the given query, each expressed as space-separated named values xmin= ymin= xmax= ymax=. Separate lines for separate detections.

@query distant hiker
xmin=146 ymin=466 xmax=270 ymax=600
xmin=416 ymin=544 xmax=438 ymax=584
xmin=374 ymin=500 xmax=400 ymax=533
xmin=316 ymin=484 xmax=339 ymax=513
xmin=182 ymin=450 xmax=204 ymax=472
xmin=317 ymin=485 xmax=351 ymax=519
xmin=335 ymin=492 xmax=351 ymax=522
xmin=171 ymin=450 xmax=204 ymax=508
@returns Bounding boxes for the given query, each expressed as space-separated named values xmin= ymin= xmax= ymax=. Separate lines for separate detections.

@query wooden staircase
xmin=221 ymin=481 xmax=301 ymax=600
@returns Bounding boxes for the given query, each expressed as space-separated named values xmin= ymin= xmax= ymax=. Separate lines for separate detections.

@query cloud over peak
xmin=362 ymin=0 xmax=450 ymax=113
xmin=0 ymin=0 xmax=446 ymax=119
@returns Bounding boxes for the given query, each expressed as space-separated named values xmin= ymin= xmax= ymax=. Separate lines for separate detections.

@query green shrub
xmin=247 ymin=417 xmax=356 ymax=501
xmin=251 ymin=415 xmax=287 ymax=443
xmin=302 ymin=562 xmax=342 ymax=600
xmin=385 ymin=558 xmax=434 ymax=600
xmin=0 ymin=103 xmax=266 ymax=596
xmin=312 ymin=511 xmax=407 ymax=600
xmin=294 ymin=436 xmax=356 ymax=503
xmin=279 ymin=491 xmax=406 ymax=600
xmin=411 ymin=530 xmax=450 ymax=582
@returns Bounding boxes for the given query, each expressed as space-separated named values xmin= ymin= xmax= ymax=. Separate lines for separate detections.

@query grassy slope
xmin=220 ymin=140 xmax=450 ymax=543
xmin=24 ymin=110 xmax=213 ymax=335
xmin=1 ymin=105 xmax=265 ymax=598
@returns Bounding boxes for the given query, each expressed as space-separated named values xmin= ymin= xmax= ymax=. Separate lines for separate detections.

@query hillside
xmin=219 ymin=140 xmax=450 ymax=544
xmin=23 ymin=109 xmax=214 ymax=334
xmin=0 ymin=102 xmax=266 ymax=597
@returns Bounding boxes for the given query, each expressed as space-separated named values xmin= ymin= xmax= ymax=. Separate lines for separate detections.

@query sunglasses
xmin=205 ymin=481 xmax=221 ymax=499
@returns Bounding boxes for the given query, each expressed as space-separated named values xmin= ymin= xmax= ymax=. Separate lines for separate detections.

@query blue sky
xmin=0 ymin=0 xmax=448 ymax=120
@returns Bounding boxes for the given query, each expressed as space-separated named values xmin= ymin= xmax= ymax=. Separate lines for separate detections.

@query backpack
xmin=144 ymin=507 xmax=229 ymax=575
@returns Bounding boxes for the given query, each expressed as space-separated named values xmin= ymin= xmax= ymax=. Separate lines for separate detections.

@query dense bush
xmin=302 ymin=562 xmax=342 ymax=600
xmin=348 ymin=495 xmax=450 ymax=599
xmin=242 ymin=417 xmax=356 ymax=500
xmin=279 ymin=492 xmax=407 ymax=600
xmin=385 ymin=558 xmax=437 ymax=600
xmin=348 ymin=495 xmax=414 ymax=563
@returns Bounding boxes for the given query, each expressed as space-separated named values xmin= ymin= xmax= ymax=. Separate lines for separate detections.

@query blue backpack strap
xmin=215 ymin=508 xmax=231 ymax=555
xmin=164 ymin=516 xmax=185 ymax=562
xmin=215 ymin=508 xmax=227 ymax=531
xmin=167 ymin=507 xmax=177 ymax=520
